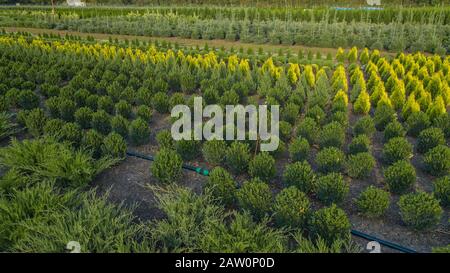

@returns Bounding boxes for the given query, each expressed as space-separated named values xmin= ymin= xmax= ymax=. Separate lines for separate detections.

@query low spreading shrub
xmin=274 ymin=186 xmax=310 ymax=228
xmin=382 ymin=137 xmax=413 ymax=164
xmin=129 ymin=118 xmax=150 ymax=145
xmin=355 ymin=186 xmax=390 ymax=217
xmin=348 ymin=135 xmax=371 ymax=154
xmin=102 ymin=132 xmax=127 ymax=158
xmin=433 ymin=176 xmax=450 ymax=207
xmin=346 ymin=152 xmax=375 ymax=178
xmin=316 ymin=147 xmax=345 ymax=173
xmin=384 ymin=160 xmax=416 ymax=194
xmin=353 ymin=116 xmax=375 ymax=137
xmin=288 ymin=137 xmax=310 ymax=162
xmin=417 ymin=127 xmax=445 ymax=154
xmin=398 ymin=191 xmax=443 ymax=230
xmin=248 ymin=152 xmax=276 ymax=182
xmin=225 ymin=141 xmax=251 ymax=174
xmin=424 ymin=145 xmax=450 ymax=176
xmin=318 ymin=122 xmax=345 ymax=149
xmin=316 ymin=173 xmax=349 ymax=205
xmin=309 ymin=204 xmax=351 ymax=245
xmin=283 ymin=161 xmax=316 ymax=193
xmin=205 ymin=167 xmax=237 ymax=206
xmin=236 ymin=178 xmax=273 ymax=220
xmin=202 ymin=139 xmax=227 ymax=166
xmin=151 ymin=148 xmax=183 ymax=184
xmin=383 ymin=120 xmax=405 ymax=143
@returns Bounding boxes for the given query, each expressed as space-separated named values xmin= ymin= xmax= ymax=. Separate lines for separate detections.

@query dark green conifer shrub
xmin=398 ymin=191 xmax=443 ymax=230
xmin=315 ymin=147 xmax=345 ymax=173
xmin=316 ymin=173 xmax=349 ymax=205
xmin=283 ymin=161 xmax=316 ymax=193
xmin=384 ymin=160 xmax=416 ymax=194
xmin=274 ymin=186 xmax=310 ymax=228
xmin=356 ymin=186 xmax=390 ymax=217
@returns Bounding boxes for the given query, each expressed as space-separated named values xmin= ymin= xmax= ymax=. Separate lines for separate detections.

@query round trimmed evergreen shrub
xmin=279 ymin=121 xmax=292 ymax=141
xmin=309 ymin=204 xmax=351 ymax=245
xmin=417 ymin=127 xmax=445 ymax=154
xmin=374 ymin=105 xmax=396 ymax=131
xmin=205 ymin=167 xmax=237 ymax=206
xmin=283 ymin=161 xmax=316 ymax=193
xmin=315 ymin=147 xmax=345 ymax=173
xmin=249 ymin=152 xmax=276 ymax=182
xmin=355 ymin=186 xmax=390 ymax=218
xmin=91 ymin=110 xmax=111 ymax=135
xmin=60 ymin=122 xmax=82 ymax=145
xmin=17 ymin=90 xmax=39 ymax=110
xmin=136 ymin=105 xmax=152 ymax=122
xmin=44 ymin=118 xmax=65 ymax=138
xmin=236 ymin=178 xmax=273 ymax=220
xmin=398 ymin=191 xmax=443 ymax=230
xmin=225 ymin=141 xmax=251 ymax=174
xmin=346 ymin=152 xmax=375 ymax=178
xmin=152 ymin=92 xmax=170 ymax=113
xmin=348 ymin=135 xmax=371 ymax=154
xmin=175 ymin=137 xmax=201 ymax=161
xmin=102 ymin=132 xmax=127 ymax=158
xmin=424 ymin=145 xmax=450 ymax=176
xmin=405 ymin=112 xmax=430 ymax=137
xmin=74 ymin=107 xmax=93 ymax=129
xmin=433 ymin=176 xmax=450 ymax=207
xmin=202 ymin=139 xmax=227 ymax=166
xmin=383 ymin=120 xmax=405 ymax=143
xmin=353 ymin=116 xmax=375 ymax=137
xmin=82 ymin=129 xmax=103 ymax=158
xmin=281 ymin=102 xmax=300 ymax=125
xmin=129 ymin=118 xmax=150 ymax=145
xmin=111 ymin=115 xmax=129 ymax=138
xmin=318 ymin=122 xmax=345 ymax=149
xmin=316 ymin=172 xmax=349 ymax=205
xmin=297 ymin=117 xmax=318 ymax=143
xmin=274 ymin=186 xmax=310 ymax=228
xmin=151 ymin=148 xmax=183 ymax=184
xmin=59 ymin=98 xmax=77 ymax=122
xmin=115 ymin=100 xmax=132 ymax=118
xmin=433 ymin=113 xmax=450 ymax=138
xmin=306 ymin=105 xmax=326 ymax=125
xmin=86 ymin=94 xmax=99 ymax=111
xmin=382 ymin=137 xmax=413 ymax=164
xmin=384 ymin=160 xmax=416 ymax=194
xmin=97 ymin=96 xmax=114 ymax=114
xmin=156 ymin=129 xmax=174 ymax=149
xmin=288 ymin=137 xmax=310 ymax=162
xmin=23 ymin=108 xmax=47 ymax=137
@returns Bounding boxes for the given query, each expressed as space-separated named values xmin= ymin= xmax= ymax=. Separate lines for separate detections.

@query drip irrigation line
xmin=126 ymin=149 xmax=418 ymax=254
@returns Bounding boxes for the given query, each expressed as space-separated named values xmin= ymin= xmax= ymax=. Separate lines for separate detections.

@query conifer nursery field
xmin=0 ymin=3 xmax=448 ymax=255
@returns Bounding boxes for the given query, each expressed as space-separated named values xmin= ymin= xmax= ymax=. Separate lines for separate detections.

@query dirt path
xmin=3 ymin=26 xmax=397 ymax=57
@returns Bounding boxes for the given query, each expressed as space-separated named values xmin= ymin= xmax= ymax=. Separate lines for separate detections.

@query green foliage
xmin=316 ymin=173 xmax=349 ymax=205
xmin=82 ymin=129 xmax=104 ymax=158
xmin=60 ymin=122 xmax=82 ymax=145
xmin=346 ymin=152 xmax=375 ymax=178
xmin=205 ymin=167 xmax=237 ymax=206
xmin=283 ymin=161 xmax=316 ymax=193
xmin=355 ymin=186 xmax=390 ymax=218
xmin=236 ymin=178 xmax=273 ymax=220
xmin=309 ymin=204 xmax=351 ymax=245
xmin=318 ymin=122 xmax=345 ymax=149
xmin=91 ymin=110 xmax=111 ymax=135
xmin=225 ymin=141 xmax=251 ymax=174
xmin=289 ymin=137 xmax=310 ymax=162
xmin=424 ymin=145 xmax=450 ymax=176
xmin=297 ymin=117 xmax=318 ymax=143
xmin=398 ymin=191 xmax=443 ymax=230
xmin=0 ymin=112 xmax=20 ymax=140
xmin=281 ymin=102 xmax=300 ymax=125
xmin=383 ymin=120 xmax=405 ymax=143
xmin=97 ymin=96 xmax=114 ymax=114
xmin=23 ymin=108 xmax=47 ymax=137
xmin=111 ymin=115 xmax=129 ymax=138
xmin=17 ymin=90 xmax=39 ymax=110
xmin=316 ymin=147 xmax=345 ymax=173
xmin=348 ymin=135 xmax=370 ymax=154
xmin=129 ymin=118 xmax=150 ymax=145
xmin=115 ymin=100 xmax=132 ymax=118
xmin=382 ymin=137 xmax=413 ymax=164
xmin=405 ymin=111 xmax=430 ymax=137
xmin=102 ymin=132 xmax=127 ymax=158
xmin=274 ymin=186 xmax=310 ymax=228
xmin=156 ymin=129 xmax=174 ymax=149
xmin=175 ymin=137 xmax=201 ymax=161
xmin=136 ymin=105 xmax=152 ymax=122
xmin=152 ymin=92 xmax=170 ymax=113
xmin=384 ymin=160 xmax=416 ymax=194
xmin=353 ymin=116 xmax=376 ymax=138
xmin=202 ymin=139 xmax=227 ymax=166
xmin=249 ymin=152 xmax=276 ymax=182
xmin=433 ymin=176 xmax=450 ymax=207
xmin=74 ymin=107 xmax=93 ymax=129
xmin=433 ymin=113 xmax=450 ymax=138
xmin=151 ymin=148 xmax=183 ymax=184
xmin=374 ymin=105 xmax=396 ymax=131
xmin=417 ymin=127 xmax=445 ymax=154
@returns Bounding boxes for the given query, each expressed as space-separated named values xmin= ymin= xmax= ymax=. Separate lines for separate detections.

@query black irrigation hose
xmin=126 ymin=150 xmax=418 ymax=254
